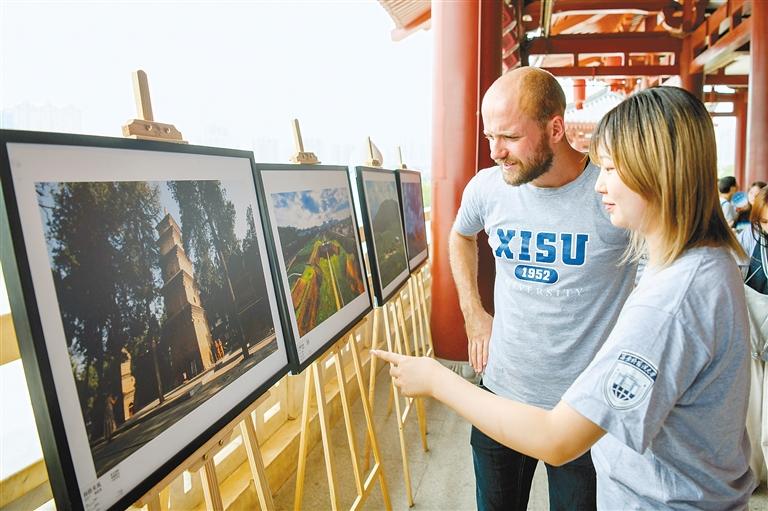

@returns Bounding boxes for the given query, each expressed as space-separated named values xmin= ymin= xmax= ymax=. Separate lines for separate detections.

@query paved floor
xmin=272 ymin=367 xmax=768 ymax=510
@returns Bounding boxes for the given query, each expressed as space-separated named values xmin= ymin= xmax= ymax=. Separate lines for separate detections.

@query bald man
xmin=449 ymin=67 xmax=637 ymax=510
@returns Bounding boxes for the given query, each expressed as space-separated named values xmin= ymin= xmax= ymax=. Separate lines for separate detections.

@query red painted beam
xmin=542 ymin=64 xmax=677 ymax=77
xmin=690 ymin=16 xmax=751 ymax=74
xmin=705 ymin=74 xmax=748 ymax=87
xmin=527 ymin=33 xmax=681 ymax=56
xmin=525 ymin=0 xmax=675 ymax=21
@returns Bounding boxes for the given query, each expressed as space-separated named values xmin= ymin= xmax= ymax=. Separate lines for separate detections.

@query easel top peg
xmin=365 ymin=136 xmax=383 ymax=168
xmin=122 ymin=69 xmax=186 ymax=143
xmin=289 ymin=118 xmax=321 ymax=164
xmin=397 ymin=146 xmax=407 ymax=170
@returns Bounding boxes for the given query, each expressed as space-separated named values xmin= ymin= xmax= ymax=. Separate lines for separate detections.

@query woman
xmin=748 ymin=181 xmax=767 ymax=206
xmin=375 ymin=87 xmax=756 ymax=509
xmin=739 ymin=187 xmax=768 ymax=294
xmin=737 ymin=187 xmax=768 ymax=483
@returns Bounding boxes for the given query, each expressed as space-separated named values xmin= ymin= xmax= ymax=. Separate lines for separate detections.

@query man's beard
xmin=498 ymin=137 xmax=554 ymax=186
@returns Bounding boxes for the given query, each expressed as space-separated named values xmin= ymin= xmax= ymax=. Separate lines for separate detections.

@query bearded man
xmin=449 ymin=67 xmax=637 ymax=511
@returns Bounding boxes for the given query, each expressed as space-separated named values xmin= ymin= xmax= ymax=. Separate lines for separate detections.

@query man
xmin=449 ymin=67 xmax=636 ymax=510
xmin=719 ymin=176 xmax=738 ymax=227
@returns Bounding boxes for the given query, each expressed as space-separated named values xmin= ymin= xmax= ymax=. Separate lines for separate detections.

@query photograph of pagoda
xmin=35 ymin=178 xmax=279 ymax=476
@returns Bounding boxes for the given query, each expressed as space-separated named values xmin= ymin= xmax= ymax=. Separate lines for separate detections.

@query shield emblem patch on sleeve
xmin=603 ymin=350 xmax=658 ymax=410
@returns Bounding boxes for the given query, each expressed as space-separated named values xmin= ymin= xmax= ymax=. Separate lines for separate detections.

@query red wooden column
xmin=573 ymin=79 xmax=586 ymax=109
xmin=680 ymin=33 xmax=703 ymax=99
xmin=747 ymin=0 xmax=768 ymax=184
xmin=431 ymin=1 xmax=500 ymax=361
xmin=734 ymin=90 xmax=747 ymax=187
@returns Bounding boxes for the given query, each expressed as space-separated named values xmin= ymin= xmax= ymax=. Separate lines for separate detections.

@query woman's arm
xmin=374 ymin=350 xmax=605 ymax=466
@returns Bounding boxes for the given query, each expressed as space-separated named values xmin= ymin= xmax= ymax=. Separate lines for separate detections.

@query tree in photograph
xmin=39 ymin=182 xmax=162 ymax=440
xmin=166 ymin=181 xmax=250 ymax=357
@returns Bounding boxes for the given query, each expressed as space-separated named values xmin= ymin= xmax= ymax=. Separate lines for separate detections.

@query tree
xmin=39 ymin=181 xmax=162 ymax=439
xmin=166 ymin=180 xmax=249 ymax=356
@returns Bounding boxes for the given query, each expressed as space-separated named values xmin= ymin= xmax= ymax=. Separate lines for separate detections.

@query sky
xmin=363 ymin=178 xmax=398 ymax=220
xmin=271 ymin=187 xmax=352 ymax=230
xmin=0 ymin=0 xmax=432 ymax=314
xmin=0 ymin=0 xmax=434 ymax=171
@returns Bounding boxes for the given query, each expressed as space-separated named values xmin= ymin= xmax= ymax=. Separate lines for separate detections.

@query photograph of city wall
xmin=270 ymin=187 xmax=366 ymax=337
xmin=36 ymin=179 xmax=280 ymax=477
xmin=401 ymin=179 xmax=428 ymax=266
xmin=363 ymin=177 xmax=408 ymax=290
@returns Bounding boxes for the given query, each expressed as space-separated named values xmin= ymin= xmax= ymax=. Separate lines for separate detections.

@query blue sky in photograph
xmin=364 ymin=179 xmax=398 ymax=220
xmin=272 ymin=187 xmax=351 ymax=230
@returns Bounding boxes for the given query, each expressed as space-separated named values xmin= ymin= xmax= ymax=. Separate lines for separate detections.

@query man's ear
xmin=549 ymin=116 xmax=566 ymax=143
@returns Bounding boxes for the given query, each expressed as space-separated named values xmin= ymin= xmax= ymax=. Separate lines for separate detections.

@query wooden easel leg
xmin=417 ymin=270 xmax=434 ymax=355
xmin=385 ymin=305 xmax=396 ymax=417
xmin=293 ymin=370 xmax=313 ymax=511
xmin=363 ymin=307 xmax=381 ymax=471
xmin=241 ymin=412 xmax=275 ymax=511
xmin=384 ymin=301 xmax=415 ymax=507
xmin=332 ymin=344 xmax=364 ymax=496
xmin=199 ymin=459 xmax=224 ymax=511
xmin=349 ymin=332 xmax=392 ymax=511
xmin=146 ymin=493 xmax=161 ymax=511
xmin=368 ymin=306 xmax=381 ymax=412
xmin=313 ymin=361 xmax=341 ymax=511
xmin=408 ymin=277 xmax=422 ymax=357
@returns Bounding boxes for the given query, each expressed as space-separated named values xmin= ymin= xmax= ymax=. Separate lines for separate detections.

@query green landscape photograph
xmin=271 ymin=187 xmax=366 ymax=336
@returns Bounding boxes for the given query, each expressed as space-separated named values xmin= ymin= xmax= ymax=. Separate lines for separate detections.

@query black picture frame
xmin=254 ymin=163 xmax=373 ymax=374
xmin=354 ymin=166 xmax=410 ymax=306
xmin=0 ymin=129 xmax=291 ymax=511
xmin=395 ymin=169 xmax=429 ymax=271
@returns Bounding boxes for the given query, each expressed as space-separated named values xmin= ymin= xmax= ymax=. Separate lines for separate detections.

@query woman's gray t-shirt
xmin=563 ymin=246 xmax=756 ymax=510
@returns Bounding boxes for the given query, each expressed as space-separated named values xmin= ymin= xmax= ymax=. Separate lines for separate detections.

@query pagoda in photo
xmin=156 ymin=212 xmax=214 ymax=384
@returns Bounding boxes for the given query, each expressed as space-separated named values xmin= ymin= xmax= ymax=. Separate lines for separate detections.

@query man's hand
xmin=371 ymin=350 xmax=443 ymax=398
xmin=466 ymin=309 xmax=493 ymax=374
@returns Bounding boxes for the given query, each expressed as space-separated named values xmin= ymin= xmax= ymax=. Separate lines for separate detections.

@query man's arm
xmin=449 ymin=229 xmax=493 ymax=373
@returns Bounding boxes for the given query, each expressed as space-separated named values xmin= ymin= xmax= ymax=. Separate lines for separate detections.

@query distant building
xmin=564 ymin=89 xmax=626 ymax=152
xmin=1 ymin=101 xmax=82 ymax=133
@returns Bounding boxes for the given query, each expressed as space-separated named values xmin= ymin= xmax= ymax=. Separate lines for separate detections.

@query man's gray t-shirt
xmin=453 ymin=163 xmax=636 ymax=408
xmin=563 ymin=246 xmax=756 ymax=510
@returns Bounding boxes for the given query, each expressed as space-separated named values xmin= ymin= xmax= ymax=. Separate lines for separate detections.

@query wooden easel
xmin=125 ymin=71 xmax=274 ymax=510
xmin=134 ymin=392 xmax=275 ymax=511
xmin=289 ymin=127 xmax=390 ymax=511
xmin=122 ymin=70 xmax=186 ymax=143
xmin=292 ymin=321 xmax=391 ymax=511
xmin=360 ymin=142 xmax=430 ymax=507
xmin=288 ymin=118 xmax=320 ymax=164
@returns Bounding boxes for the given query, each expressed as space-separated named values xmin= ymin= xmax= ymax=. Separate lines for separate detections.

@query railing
xmin=0 ymin=259 xmax=432 ymax=510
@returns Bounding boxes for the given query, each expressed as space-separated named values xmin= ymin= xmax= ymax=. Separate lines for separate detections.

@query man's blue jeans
xmin=470 ymin=386 xmax=597 ymax=511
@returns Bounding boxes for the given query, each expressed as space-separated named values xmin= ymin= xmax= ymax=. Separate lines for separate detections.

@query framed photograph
xmin=0 ymin=130 xmax=290 ymax=511
xmin=395 ymin=169 xmax=429 ymax=271
xmin=355 ymin=166 xmax=410 ymax=306
xmin=255 ymin=163 xmax=372 ymax=373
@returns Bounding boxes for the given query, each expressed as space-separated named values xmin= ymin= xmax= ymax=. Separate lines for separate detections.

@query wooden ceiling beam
xmin=542 ymin=64 xmax=677 ymax=77
xmin=688 ymin=3 xmax=750 ymax=74
xmin=527 ymin=32 xmax=681 ymax=55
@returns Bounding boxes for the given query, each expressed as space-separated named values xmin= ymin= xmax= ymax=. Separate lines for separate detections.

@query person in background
xmin=748 ymin=181 xmax=767 ymax=206
xmin=376 ymin=86 xmax=756 ymax=510
xmin=733 ymin=191 xmax=751 ymax=232
xmin=719 ymin=175 xmax=738 ymax=228
xmin=738 ymin=187 xmax=768 ymax=294
xmin=736 ymin=186 xmax=768 ymax=485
